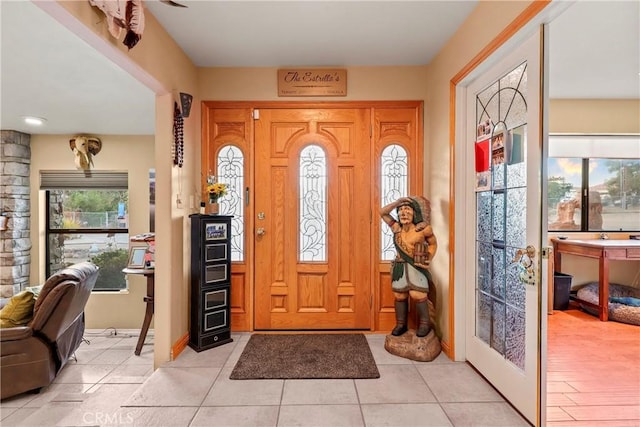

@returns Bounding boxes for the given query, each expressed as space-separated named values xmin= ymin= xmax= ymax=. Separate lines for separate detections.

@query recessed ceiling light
xmin=23 ymin=116 xmax=46 ymax=126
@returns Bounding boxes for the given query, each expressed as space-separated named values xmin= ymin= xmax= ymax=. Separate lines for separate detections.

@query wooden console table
xmin=551 ymin=239 xmax=640 ymax=321
xmin=122 ymin=268 xmax=155 ymax=355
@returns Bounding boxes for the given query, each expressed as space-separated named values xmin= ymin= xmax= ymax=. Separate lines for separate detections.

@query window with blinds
xmin=43 ymin=171 xmax=130 ymax=291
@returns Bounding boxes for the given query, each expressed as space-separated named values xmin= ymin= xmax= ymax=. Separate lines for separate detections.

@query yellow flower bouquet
xmin=206 ymin=182 xmax=228 ymax=203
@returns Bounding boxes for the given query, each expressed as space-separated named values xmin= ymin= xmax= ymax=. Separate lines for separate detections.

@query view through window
xmin=547 ymin=135 xmax=640 ymax=232
xmin=47 ymin=189 xmax=129 ymax=291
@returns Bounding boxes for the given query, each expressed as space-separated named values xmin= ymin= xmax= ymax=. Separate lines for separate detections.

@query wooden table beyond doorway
xmin=551 ymin=238 xmax=640 ymax=321
xmin=122 ymin=268 xmax=155 ymax=355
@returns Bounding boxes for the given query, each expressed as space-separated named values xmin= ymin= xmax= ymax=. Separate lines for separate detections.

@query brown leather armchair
xmin=0 ymin=262 xmax=99 ymax=400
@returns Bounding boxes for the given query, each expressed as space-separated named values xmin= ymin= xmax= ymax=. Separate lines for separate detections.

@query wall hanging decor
xmin=88 ymin=0 xmax=145 ymax=50
xmin=179 ymin=92 xmax=193 ymax=118
xmin=69 ymin=136 xmax=102 ymax=170
xmin=172 ymin=102 xmax=184 ymax=167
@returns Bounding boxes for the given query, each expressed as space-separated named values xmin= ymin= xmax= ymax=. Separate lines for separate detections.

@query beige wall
xmin=550 ymin=99 xmax=640 ymax=134
xmin=29 ymin=135 xmax=154 ymax=329
xmin=549 ymin=98 xmax=640 ymax=288
xmin=198 ymin=66 xmax=428 ymax=100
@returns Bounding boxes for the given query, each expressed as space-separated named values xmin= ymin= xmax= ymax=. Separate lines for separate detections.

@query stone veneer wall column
xmin=0 ymin=130 xmax=31 ymax=298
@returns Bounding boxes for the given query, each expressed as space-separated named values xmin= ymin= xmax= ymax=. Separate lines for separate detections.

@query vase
xmin=207 ymin=202 xmax=219 ymax=215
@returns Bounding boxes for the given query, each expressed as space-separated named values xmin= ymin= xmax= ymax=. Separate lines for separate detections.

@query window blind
xmin=40 ymin=171 xmax=128 ymax=189
xmin=549 ymin=134 xmax=640 ymax=159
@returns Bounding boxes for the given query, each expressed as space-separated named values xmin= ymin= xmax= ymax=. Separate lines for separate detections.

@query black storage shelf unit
xmin=189 ymin=214 xmax=233 ymax=351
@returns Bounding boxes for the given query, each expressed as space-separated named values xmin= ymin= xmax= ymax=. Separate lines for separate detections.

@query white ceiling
xmin=1 ymin=1 xmax=638 ymax=136
xmin=143 ymin=1 xmax=478 ymax=67
xmin=0 ymin=1 xmax=156 ymax=135
xmin=548 ymin=0 xmax=639 ymax=99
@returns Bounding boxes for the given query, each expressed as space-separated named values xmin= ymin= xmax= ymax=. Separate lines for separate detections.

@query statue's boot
xmin=391 ymin=299 xmax=408 ymax=336
xmin=415 ymin=297 xmax=432 ymax=337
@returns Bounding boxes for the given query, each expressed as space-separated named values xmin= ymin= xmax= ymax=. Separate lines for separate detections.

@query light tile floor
xmin=1 ymin=330 xmax=530 ymax=426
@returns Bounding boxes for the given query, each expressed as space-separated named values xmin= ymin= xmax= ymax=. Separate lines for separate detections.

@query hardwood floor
xmin=547 ymin=306 xmax=640 ymax=426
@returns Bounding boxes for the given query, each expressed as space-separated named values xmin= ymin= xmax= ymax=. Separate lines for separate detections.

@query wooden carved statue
xmin=380 ymin=196 xmax=437 ymax=337
xmin=380 ymin=196 xmax=442 ymax=362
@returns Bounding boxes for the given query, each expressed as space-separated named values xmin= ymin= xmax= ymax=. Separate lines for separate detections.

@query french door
xmin=462 ymin=29 xmax=546 ymax=424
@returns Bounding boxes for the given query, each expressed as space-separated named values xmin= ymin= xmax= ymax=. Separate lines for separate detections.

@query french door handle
xmin=512 ymin=245 xmax=536 ymax=263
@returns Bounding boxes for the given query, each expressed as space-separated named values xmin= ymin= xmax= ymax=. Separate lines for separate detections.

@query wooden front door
xmin=254 ymin=108 xmax=372 ymax=329
xmin=202 ymin=101 xmax=422 ymax=332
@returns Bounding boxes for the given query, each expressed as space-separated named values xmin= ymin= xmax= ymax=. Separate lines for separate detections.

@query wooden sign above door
xmin=277 ymin=69 xmax=347 ymax=97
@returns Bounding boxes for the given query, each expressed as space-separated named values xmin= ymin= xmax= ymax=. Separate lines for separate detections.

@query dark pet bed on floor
xmin=576 ymin=282 xmax=640 ymax=326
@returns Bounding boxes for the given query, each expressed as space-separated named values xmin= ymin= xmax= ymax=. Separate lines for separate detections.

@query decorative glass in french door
xmin=474 ymin=62 xmax=529 ymax=370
